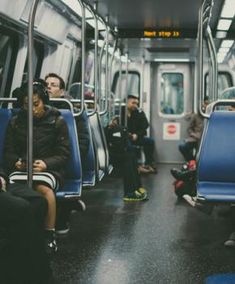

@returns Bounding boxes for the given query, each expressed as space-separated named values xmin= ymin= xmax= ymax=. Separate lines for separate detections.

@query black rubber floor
xmin=52 ymin=164 xmax=235 ymax=284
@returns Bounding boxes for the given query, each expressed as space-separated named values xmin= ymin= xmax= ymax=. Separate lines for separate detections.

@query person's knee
xmin=32 ymin=196 xmax=48 ymax=215
xmin=13 ymin=198 xmax=32 ymax=219
xmin=142 ymin=137 xmax=154 ymax=146
xmin=179 ymin=143 xmax=186 ymax=151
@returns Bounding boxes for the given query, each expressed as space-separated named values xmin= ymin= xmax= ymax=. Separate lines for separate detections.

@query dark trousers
xmin=179 ymin=141 xmax=198 ymax=161
xmin=110 ymin=150 xmax=142 ymax=196
xmin=0 ymin=184 xmax=52 ymax=284
xmin=132 ymin=136 xmax=155 ymax=165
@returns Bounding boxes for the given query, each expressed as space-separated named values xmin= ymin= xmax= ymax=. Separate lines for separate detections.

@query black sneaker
xmin=123 ymin=190 xmax=148 ymax=202
xmin=45 ymin=230 xmax=58 ymax=254
xmin=170 ymin=168 xmax=196 ymax=181
xmin=56 ymin=222 xmax=70 ymax=236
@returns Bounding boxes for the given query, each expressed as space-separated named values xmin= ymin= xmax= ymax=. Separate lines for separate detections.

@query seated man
xmin=178 ymin=96 xmax=209 ymax=162
xmin=0 ymin=170 xmax=52 ymax=284
xmin=45 ymin=73 xmax=90 ymax=234
xmin=105 ymin=117 xmax=148 ymax=201
xmin=3 ymin=82 xmax=70 ymax=252
xmin=122 ymin=95 xmax=157 ymax=173
xmin=45 ymin=73 xmax=90 ymax=165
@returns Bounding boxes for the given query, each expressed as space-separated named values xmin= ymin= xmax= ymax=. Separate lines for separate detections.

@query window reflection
xmin=160 ymin=73 xmax=184 ymax=115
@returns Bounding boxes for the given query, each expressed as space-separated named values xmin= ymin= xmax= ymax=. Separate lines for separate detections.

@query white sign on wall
xmin=163 ymin=122 xmax=180 ymax=140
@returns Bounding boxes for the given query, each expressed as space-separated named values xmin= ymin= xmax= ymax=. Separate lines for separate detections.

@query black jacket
xmin=126 ymin=108 xmax=149 ymax=141
xmin=3 ymin=106 xmax=70 ymax=185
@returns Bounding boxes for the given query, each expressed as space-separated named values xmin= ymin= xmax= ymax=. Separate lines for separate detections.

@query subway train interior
xmin=1 ymin=0 xmax=235 ymax=283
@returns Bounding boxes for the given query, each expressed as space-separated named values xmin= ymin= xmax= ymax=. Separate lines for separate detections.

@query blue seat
xmin=79 ymin=110 xmax=96 ymax=187
xmin=56 ymin=109 xmax=82 ymax=198
xmin=0 ymin=109 xmax=13 ymax=170
xmin=197 ymin=111 xmax=235 ymax=202
xmin=89 ymin=111 xmax=113 ymax=181
xmin=0 ymin=108 xmax=82 ymax=199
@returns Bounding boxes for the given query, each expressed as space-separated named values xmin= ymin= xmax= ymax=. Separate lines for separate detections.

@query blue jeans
xmin=131 ymin=136 xmax=155 ymax=165
xmin=179 ymin=141 xmax=197 ymax=161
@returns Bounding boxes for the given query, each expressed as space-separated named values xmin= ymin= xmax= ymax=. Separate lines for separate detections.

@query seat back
xmin=0 ymin=108 xmax=82 ymax=198
xmin=89 ymin=111 xmax=112 ymax=180
xmin=0 ymin=109 xmax=13 ymax=169
xmin=197 ymin=111 xmax=235 ymax=202
xmin=57 ymin=109 xmax=82 ymax=197
xmin=79 ymin=110 xmax=96 ymax=187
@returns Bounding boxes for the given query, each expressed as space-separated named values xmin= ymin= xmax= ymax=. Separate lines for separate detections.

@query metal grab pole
xmin=207 ymin=36 xmax=215 ymax=101
xmin=107 ymin=40 xmax=117 ymax=119
xmin=198 ymin=3 xmax=204 ymax=117
xmin=124 ymin=53 xmax=129 ymax=128
xmin=198 ymin=0 xmax=213 ymax=118
xmin=140 ymin=56 xmax=145 ymax=109
xmin=28 ymin=0 xmax=40 ymax=188
xmin=85 ymin=3 xmax=98 ymax=116
xmin=207 ymin=26 xmax=218 ymax=101
xmin=77 ymin=0 xmax=85 ymax=115
xmin=98 ymin=36 xmax=105 ymax=110
xmin=99 ymin=20 xmax=109 ymax=116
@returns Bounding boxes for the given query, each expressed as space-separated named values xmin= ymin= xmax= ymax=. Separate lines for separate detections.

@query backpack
xmin=173 ymin=160 xmax=197 ymax=198
xmin=105 ymin=125 xmax=129 ymax=153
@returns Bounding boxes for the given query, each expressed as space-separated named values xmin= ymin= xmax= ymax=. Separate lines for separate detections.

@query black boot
xmin=170 ymin=168 xmax=196 ymax=181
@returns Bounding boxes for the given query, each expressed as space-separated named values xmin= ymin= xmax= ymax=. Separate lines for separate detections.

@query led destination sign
xmin=144 ymin=30 xmax=181 ymax=38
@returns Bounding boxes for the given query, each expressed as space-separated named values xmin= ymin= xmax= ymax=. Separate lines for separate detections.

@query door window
xmin=160 ymin=73 xmax=184 ymax=115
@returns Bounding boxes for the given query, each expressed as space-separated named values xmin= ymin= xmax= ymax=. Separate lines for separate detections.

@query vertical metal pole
xmin=207 ymin=26 xmax=218 ymax=100
xmin=28 ymin=0 xmax=40 ymax=188
xmin=207 ymin=36 xmax=214 ymax=100
xmin=86 ymin=3 xmax=98 ymax=116
xmin=98 ymin=36 xmax=105 ymax=108
xmin=118 ymin=52 xmax=122 ymax=100
xmin=141 ymin=56 xmax=145 ymax=109
xmin=198 ymin=4 xmax=203 ymax=116
xmin=118 ymin=52 xmax=123 ymax=118
xmin=124 ymin=53 xmax=129 ymax=128
xmin=77 ymin=0 xmax=85 ymax=115
xmin=108 ymin=40 xmax=117 ymax=119
xmin=99 ymin=19 xmax=109 ymax=116
xmin=93 ymin=4 xmax=98 ymax=113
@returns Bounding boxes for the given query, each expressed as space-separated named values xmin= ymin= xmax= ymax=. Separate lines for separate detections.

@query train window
xmin=112 ymin=71 xmax=140 ymax=100
xmin=22 ymin=41 xmax=44 ymax=83
xmin=0 ymin=33 xmax=18 ymax=98
xmin=160 ymin=73 xmax=184 ymax=115
xmin=205 ymin=72 xmax=233 ymax=99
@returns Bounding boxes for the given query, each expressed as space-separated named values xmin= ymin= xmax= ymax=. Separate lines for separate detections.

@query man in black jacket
xmin=105 ymin=117 xmax=148 ymax=201
xmin=123 ymin=95 xmax=156 ymax=173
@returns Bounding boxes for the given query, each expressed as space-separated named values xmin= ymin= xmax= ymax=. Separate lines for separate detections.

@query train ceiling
xmin=82 ymin=0 xmax=235 ymax=62
xmin=83 ymin=0 xmax=225 ymax=37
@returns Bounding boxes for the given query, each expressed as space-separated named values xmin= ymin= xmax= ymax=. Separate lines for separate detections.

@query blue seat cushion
xmin=197 ymin=181 xmax=235 ymax=202
xmin=197 ymin=112 xmax=235 ymax=202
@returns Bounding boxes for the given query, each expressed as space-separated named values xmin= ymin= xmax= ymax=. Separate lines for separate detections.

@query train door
xmin=151 ymin=63 xmax=193 ymax=163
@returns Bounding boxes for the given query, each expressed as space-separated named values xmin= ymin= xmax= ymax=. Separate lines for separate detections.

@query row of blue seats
xmin=0 ymin=105 xmax=112 ymax=200
xmin=197 ymin=100 xmax=235 ymax=203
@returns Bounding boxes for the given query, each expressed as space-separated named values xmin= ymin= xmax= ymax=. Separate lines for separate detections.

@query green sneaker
xmin=137 ymin=187 xmax=147 ymax=195
xmin=123 ymin=190 xmax=147 ymax=202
